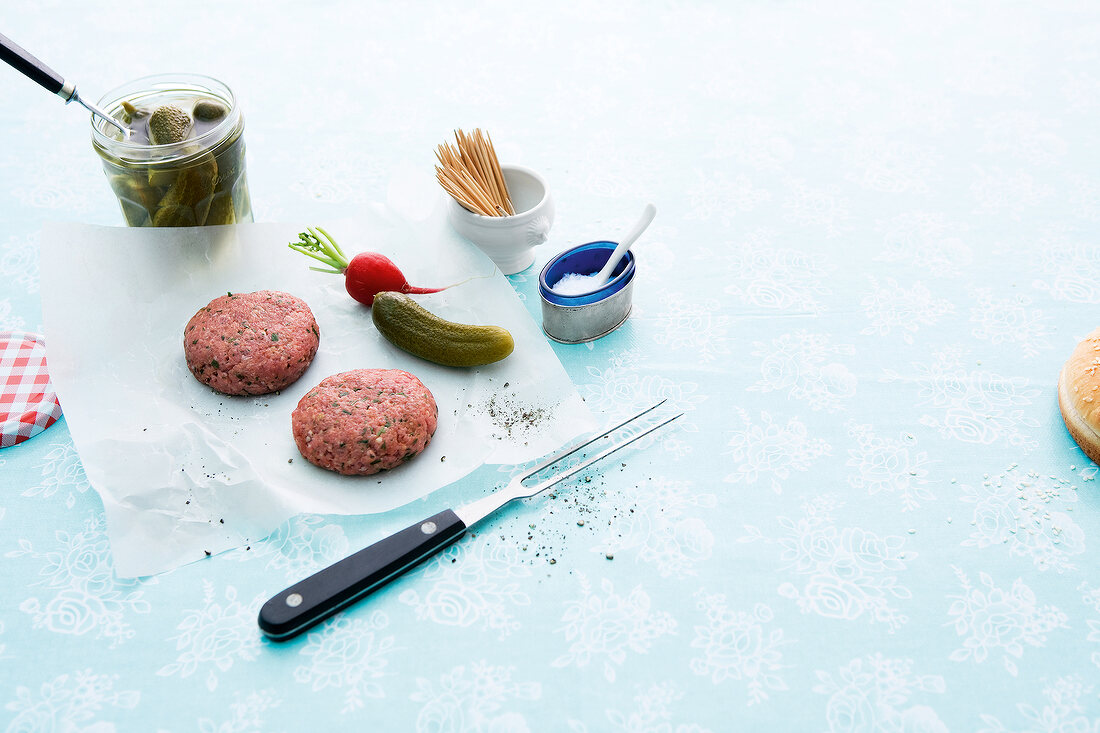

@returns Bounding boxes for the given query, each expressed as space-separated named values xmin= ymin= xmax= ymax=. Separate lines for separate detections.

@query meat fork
xmin=259 ymin=400 xmax=682 ymax=640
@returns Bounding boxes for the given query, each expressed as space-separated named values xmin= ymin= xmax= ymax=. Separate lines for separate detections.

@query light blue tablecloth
xmin=3 ymin=1 xmax=1099 ymax=730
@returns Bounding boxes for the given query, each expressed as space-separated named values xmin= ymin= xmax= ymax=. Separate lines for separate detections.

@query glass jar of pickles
xmin=91 ymin=74 xmax=252 ymax=227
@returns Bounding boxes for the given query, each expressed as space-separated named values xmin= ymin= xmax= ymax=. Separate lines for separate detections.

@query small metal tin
xmin=538 ymin=241 xmax=636 ymax=344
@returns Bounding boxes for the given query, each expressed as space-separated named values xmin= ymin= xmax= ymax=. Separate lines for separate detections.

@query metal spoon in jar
xmin=0 ymin=32 xmax=131 ymax=137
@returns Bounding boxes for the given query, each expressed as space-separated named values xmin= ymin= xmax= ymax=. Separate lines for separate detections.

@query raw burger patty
xmin=184 ymin=290 xmax=320 ymax=396
xmin=291 ymin=369 xmax=438 ymax=476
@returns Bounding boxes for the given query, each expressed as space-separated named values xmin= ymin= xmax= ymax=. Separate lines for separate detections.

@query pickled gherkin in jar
xmin=91 ymin=74 xmax=252 ymax=227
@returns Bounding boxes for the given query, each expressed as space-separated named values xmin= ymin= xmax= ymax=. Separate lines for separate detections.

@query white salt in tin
xmin=538 ymin=241 xmax=636 ymax=344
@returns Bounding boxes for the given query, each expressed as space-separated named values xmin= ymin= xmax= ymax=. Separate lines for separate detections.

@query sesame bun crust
xmin=1058 ymin=327 xmax=1100 ymax=465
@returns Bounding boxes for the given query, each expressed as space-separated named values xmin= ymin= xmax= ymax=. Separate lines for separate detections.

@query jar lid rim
xmin=90 ymin=73 xmax=241 ymax=163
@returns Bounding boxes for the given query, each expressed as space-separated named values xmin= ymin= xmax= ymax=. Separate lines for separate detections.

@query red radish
xmin=341 ymin=251 xmax=444 ymax=305
xmin=289 ymin=227 xmax=446 ymax=307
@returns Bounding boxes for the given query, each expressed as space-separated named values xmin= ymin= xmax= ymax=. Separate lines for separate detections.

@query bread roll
xmin=1058 ymin=327 xmax=1100 ymax=464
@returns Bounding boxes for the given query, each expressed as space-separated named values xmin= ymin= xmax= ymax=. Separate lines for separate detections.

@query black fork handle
xmin=0 ymin=31 xmax=68 ymax=97
xmin=258 ymin=509 xmax=467 ymax=641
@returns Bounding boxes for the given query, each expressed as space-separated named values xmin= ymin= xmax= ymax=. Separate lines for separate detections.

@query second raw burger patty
xmin=184 ymin=290 xmax=320 ymax=395
xmin=291 ymin=369 xmax=438 ymax=476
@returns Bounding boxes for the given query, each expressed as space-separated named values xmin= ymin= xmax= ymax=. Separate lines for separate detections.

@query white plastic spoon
xmin=551 ymin=203 xmax=657 ymax=296
xmin=592 ymin=203 xmax=656 ymax=287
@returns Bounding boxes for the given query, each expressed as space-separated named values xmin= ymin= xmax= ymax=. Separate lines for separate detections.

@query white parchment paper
xmin=40 ymin=208 xmax=595 ymax=577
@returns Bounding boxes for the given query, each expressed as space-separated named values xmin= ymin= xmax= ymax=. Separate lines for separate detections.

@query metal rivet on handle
xmin=286 ymin=593 xmax=303 ymax=607
xmin=421 ymin=521 xmax=437 ymax=535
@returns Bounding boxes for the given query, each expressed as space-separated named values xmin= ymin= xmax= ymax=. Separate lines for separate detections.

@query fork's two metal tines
xmin=454 ymin=399 xmax=683 ymax=528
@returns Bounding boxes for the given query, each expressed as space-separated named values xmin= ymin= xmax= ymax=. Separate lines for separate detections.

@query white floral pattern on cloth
xmin=574 ymin=130 xmax=665 ymax=200
xmin=860 ymin=277 xmax=955 ymax=345
xmin=724 ymin=409 xmax=831 ymax=493
xmin=8 ymin=514 xmax=152 ymax=647
xmin=157 ymin=581 xmax=266 ymax=691
xmin=976 ymin=676 xmax=1096 ymax=733
xmin=707 ymin=114 xmax=795 ymax=172
xmin=846 ymin=422 xmax=934 ymax=511
xmin=581 ymin=354 xmax=704 ymax=459
xmin=186 ymin=690 xmax=282 ymax=733
xmin=959 ymin=466 xmax=1084 ymax=572
xmin=288 ymin=146 xmax=386 ymax=205
xmin=971 ymin=168 xmax=1053 ymax=222
xmin=969 ymin=288 xmax=1053 ymax=358
xmin=689 ymin=592 xmax=788 ymax=705
xmin=1067 ymin=175 xmax=1100 ymax=221
xmin=976 ymin=110 xmax=1067 ymax=167
xmin=0 ymin=300 xmax=27 ymax=333
xmin=1080 ymin=581 xmax=1100 ymax=671
xmin=748 ymin=331 xmax=857 ymax=412
xmin=553 ymin=575 xmax=676 ymax=683
xmin=783 ymin=180 xmax=853 ymax=239
xmin=685 ymin=169 xmax=770 ymax=227
xmin=294 ymin=610 xmax=395 ymax=713
xmin=1 ymin=233 xmax=39 ymax=295
xmin=593 ymin=477 xmax=716 ymax=578
xmin=235 ymin=514 xmax=350 ymax=582
xmin=581 ymin=351 xmax=706 ymax=417
xmin=22 ymin=441 xmax=91 ymax=509
xmin=874 ymin=212 xmax=973 ymax=278
xmin=882 ymin=349 xmax=1041 ymax=449
xmin=652 ymin=293 xmax=731 ymax=365
xmin=3 ymin=669 xmax=139 ymax=731
xmin=636 ymin=226 xmax=680 ymax=283
xmin=410 ymin=661 xmax=540 ymax=733
xmin=946 ymin=567 xmax=1068 ymax=677
xmin=741 ymin=496 xmax=915 ymax=630
xmin=12 ymin=150 xmax=98 ymax=216
xmin=567 ymin=682 xmax=714 ymax=733
xmin=721 ymin=229 xmax=835 ymax=313
xmin=843 ymin=137 xmax=937 ymax=195
xmin=812 ymin=654 xmax=946 ymax=733
xmin=1031 ymin=230 xmax=1100 ymax=303
xmin=399 ymin=538 xmax=532 ymax=638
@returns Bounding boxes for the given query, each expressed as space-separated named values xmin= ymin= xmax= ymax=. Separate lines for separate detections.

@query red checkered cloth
xmin=1 ymin=331 xmax=63 ymax=448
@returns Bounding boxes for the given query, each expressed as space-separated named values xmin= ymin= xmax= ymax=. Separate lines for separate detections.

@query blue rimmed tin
xmin=538 ymin=241 xmax=636 ymax=343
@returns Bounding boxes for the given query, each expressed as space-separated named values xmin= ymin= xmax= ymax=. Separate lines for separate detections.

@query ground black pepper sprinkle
xmin=481 ymin=456 xmax=648 ymax=573
xmin=474 ymin=392 xmax=554 ymax=440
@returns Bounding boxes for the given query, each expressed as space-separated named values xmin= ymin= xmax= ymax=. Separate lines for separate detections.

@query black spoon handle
xmin=258 ymin=509 xmax=468 ymax=641
xmin=0 ymin=32 xmax=69 ymax=97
